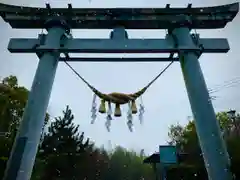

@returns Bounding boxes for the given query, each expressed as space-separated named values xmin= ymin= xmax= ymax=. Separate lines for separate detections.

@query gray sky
xmin=0 ymin=0 xmax=239 ymax=155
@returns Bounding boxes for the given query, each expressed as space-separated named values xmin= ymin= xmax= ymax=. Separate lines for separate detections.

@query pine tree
xmin=37 ymin=105 xmax=93 ymax=180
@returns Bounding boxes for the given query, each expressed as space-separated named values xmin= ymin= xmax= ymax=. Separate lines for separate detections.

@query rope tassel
xmin=131 ymin=100 xmax=137 ymax=114
xmin=114 ymin=104 xmax=121 ymax=117
xmin=99 ymin=99 xmax=106 ymax=113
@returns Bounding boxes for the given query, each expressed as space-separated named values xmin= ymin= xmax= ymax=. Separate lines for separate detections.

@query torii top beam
xmin=0 ymin=2 xmax=238 ymax=29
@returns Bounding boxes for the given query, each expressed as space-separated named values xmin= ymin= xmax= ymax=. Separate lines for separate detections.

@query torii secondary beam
xmin=58 ymin=57 xmax=179 ymax=62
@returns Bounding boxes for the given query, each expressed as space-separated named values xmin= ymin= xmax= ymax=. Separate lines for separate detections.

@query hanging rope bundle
xmin=64 ymin=61 xmax=174 ymax=132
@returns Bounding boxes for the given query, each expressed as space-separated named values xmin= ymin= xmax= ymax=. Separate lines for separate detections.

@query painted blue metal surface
xmin=8 ymin=37 xmax=229 ymax=54
xmin=172 ymin=28 xmax=232 ymax=180
xmin=58 ymin=57 xmax=179 ymax=62
xmin=159 ymin=145 xmax=177 ymax=165
xmin=159 ymin=145 xmax=177 ymax=180
xmin=3 ymin=26 xmax=66 ymax=180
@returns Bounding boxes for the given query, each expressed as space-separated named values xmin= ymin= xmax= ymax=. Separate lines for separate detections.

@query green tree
xmin=106 ymin=146 xmax=155 ymax=180
xmin=0 ymin=75 xmax=49 ymax=179
xmin=79 ymin=147 xmax=109 ymax=180
xmin=0 ymin=75 xmax=28 ymax=136
xmin=0 ymin=75 xmax=29 ymax=179
xmin=168 ymin=111 xmax=240 ymax=179
xmin=36 ymin=105 xmax=94 ymax=180
xmin=0 ymin=75 xmax=49 ymax=138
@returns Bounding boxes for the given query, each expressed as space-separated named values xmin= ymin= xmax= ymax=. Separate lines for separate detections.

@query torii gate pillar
xmin=172 ymin=27 xmax=232 ymax=180
xmin=3 ymin=19 xmax=69 ymax=180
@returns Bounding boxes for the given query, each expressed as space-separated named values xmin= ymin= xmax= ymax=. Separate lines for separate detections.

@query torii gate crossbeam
xmin=0 ymin=2 xmax=239 ymax=180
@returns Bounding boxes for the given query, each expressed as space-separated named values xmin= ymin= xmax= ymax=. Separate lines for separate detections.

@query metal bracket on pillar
xmin=37 ymin=32 xmax=72 ymax=59
xmin=166 ymin=30 xmax=203 ymax=58
xmin=191 ymin=33 xmax=204 ymax=58
xmin=36 ymin=34 xmax=47 ymax=59
xmin=110 ymin=27 xmax=129 ymax=39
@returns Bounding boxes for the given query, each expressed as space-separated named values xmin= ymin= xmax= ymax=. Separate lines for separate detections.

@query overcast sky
xmin=0 ymin=0 xmax=239 ymax=155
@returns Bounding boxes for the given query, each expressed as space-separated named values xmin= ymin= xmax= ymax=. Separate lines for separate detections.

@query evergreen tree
xmin=37 ymin=105 xmax=92 ymax=180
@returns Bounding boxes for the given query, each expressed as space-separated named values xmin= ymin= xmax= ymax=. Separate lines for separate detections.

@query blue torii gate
xmin=0 ymin=2 xmax=239 ymax=180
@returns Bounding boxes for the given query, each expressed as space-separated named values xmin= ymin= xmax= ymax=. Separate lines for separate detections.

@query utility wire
xmin=208 ymin=77 xmax=240 ymax=101
xmin=210 ymin=83 xmax=240 ymax=94
xmin=209 ymin=77 xmax=240 ymax=94
xmin=208 ymin=77 xmax=240 ymax=92
xmin=209 ymin=77 xmax=240 ymax=92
